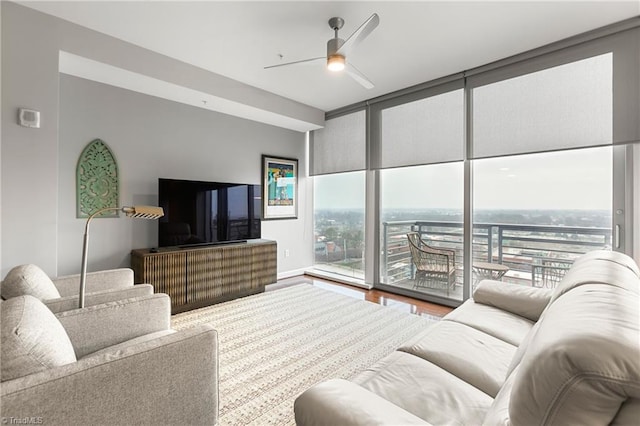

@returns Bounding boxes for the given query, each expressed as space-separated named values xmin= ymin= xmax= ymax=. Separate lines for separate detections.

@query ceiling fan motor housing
xmin=327 ymin=38 xmax=345 ymax=56
xmin=328 ymin=17 xmax=344 ymax=31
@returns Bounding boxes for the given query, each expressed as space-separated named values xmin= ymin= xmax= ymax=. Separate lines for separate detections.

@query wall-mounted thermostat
xmin=18 ymin=108 xmax=41 ymax=128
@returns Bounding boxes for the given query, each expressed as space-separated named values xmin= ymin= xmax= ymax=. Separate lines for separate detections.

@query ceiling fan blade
xmin=345 ymin=63 xmax=374 ymax=89
xmin=337 ymin=13 xmax=379 ymax=57
xmin=264 ymin=56 xmax=324 ymax=69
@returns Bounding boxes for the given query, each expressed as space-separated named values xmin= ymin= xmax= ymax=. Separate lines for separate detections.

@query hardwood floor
xmin=268 ymin=275 xmax=453 ymax=319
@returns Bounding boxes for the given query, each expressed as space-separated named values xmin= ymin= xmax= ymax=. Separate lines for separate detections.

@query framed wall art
xmin=262 ymin=155 xmax=298 ymax=220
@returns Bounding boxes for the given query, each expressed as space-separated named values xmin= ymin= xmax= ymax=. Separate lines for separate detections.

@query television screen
xmin=158 ymin=178 xmax=261 ymax=247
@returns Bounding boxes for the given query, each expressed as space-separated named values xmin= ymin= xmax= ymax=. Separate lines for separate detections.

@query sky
xmin=314 ymin=146 xmax=613 ymax=211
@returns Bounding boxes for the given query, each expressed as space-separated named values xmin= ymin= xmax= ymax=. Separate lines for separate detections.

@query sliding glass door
xmin=472 ymin=147 xmax=612 ymax=289
xmin=379 ymin=162 xmax=464 ymax=301
xmin=371 ymin=82 xmax=465 ymax=303
xmin=313 ymin=171 xmax=366 ymax=280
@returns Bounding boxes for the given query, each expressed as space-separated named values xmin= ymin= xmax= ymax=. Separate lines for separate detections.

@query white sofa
xmin=295 ymin=250 xmax=640 ymax=425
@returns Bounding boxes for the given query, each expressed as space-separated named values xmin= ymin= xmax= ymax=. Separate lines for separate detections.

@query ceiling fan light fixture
xmin=327 ymin=54 xmax=345 ymax=72
xmin=264 ymin=13 xmax=378 ymax=88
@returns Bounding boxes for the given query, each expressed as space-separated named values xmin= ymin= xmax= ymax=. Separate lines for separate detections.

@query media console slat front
xmin=131 ymin=239 xmax=277 ymax=313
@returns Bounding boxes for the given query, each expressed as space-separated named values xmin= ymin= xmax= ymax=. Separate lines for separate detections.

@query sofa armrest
xmin=56 ymin=293 xmax=171 ymax=358
xmin=44 ymin=284 xmax=154 ymax=313
xmin=473 ymin=280 xmax=553 ymax=321
xmin=0 ymin=324 xmax=218 ymax=426
xmin=51 ymin=268 xmax=134 ymax=297
xmin=294 ymin=379 xmax=431 ymax=426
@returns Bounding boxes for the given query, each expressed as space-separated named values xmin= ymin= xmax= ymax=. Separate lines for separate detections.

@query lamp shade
xmin=78 ymin=205 xmax=164 ymax=308
xmin=122 ymin=205 xmax=164 ymax=219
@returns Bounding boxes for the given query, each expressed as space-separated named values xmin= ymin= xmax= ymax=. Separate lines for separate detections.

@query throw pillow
xmin=1 ymin=295 xmax=77 ymax=381
xmin=1 ymin=264 xmax=61 ymax=300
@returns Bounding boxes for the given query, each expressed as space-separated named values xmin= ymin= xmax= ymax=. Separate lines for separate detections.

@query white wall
xmin=1 ymin=3 xmax=61 ymax=276
xmin=58 ymin=75 xmax=312 ymax=276
xmin=634 ymin=143 xmax=639 ymax=266
xmin=1 ymin=2 xmax=316 ymax=278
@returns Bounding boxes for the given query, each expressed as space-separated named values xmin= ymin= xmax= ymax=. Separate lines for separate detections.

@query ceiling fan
xmin=265 ymin=13 xmax=380 ymax=89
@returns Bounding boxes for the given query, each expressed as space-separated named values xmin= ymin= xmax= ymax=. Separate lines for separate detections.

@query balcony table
xmin=472 ymin=261 xmax=509 ymax=284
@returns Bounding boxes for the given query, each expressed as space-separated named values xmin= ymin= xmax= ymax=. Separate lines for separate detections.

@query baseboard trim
xmin=277 ymin=268 xmax=309 ymax=280
xmin=277 ymin=268 xmax=374 ymax=290
xmin=303 ymin=269 xmax=373 ymax=290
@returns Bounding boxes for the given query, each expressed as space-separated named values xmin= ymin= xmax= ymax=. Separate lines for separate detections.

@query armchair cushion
xmin=51 ymin=268 xmax=134 ymax=297
xmin=56 ymin=293 xmax=171 ymax=358
xmin=1 ymin=295 xmax=76 ymax=381
xmin=1 ymin=264 xmax=60 ymax=300
xmin=43 ymin=283 xmax=154 ymax=314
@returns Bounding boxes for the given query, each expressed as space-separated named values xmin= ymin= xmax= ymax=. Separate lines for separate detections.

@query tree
xmin=323 ymin=227 xmax=339 ymax=241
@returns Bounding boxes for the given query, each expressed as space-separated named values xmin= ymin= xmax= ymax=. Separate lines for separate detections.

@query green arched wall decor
xmin=76 ymin=139 xmax=120 ymax=218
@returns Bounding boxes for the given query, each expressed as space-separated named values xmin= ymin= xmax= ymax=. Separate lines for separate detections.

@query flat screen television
xmin=158 ymin=178 xmax=261 ymax=248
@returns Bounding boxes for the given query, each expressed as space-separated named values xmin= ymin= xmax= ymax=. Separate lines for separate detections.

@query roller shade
xmin=469 ymin=27 xmax=639 ymax=159
xmin=376 ymin=82 xmax=465 ymax=169
xmin=310 ymin=110 xmax=366 ymax=176
xmin=471 ymin=53 xmax=613 ymax=158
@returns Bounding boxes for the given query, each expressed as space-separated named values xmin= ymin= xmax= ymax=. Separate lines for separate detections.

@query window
xmin=374 ymin=83 xmax=465 ymax=301
xmin=313 ymin=171 xmax=366 ymax=280
xmin=380 ymin=163 xmax=464 ymax=301
xmin=311 ymin=25 xmax=638 ymax=301
xmin=472 ymin=147 xmax=613 ymax=288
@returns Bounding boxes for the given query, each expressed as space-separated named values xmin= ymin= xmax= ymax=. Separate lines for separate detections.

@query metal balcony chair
xmin=531 ymin=258 xmax=573 ymax=289
xmin=406 ymin=232 xmax=456 ymax=293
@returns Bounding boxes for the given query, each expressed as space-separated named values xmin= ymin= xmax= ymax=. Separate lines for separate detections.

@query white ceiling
xmin=22 ymin=1 xmax=640 ymax=112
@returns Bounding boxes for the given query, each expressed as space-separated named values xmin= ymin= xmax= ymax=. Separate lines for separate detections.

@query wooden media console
xmin=131 ymin=239 xmax=277 ymax=313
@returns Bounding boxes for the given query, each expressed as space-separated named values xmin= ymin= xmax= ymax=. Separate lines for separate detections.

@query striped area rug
xmin=171 ymin=284 xmax=436 ymax=425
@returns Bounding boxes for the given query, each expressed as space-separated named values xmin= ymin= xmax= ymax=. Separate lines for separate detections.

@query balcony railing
xmin=382 ymin=220 xmax=612 ymax=288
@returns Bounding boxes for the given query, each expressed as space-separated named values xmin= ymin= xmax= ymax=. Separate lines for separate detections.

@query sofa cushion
xmin=1 ymin=264 xmax=61 ymax=300
xmin=1 ymin=295 xmax=77 ymax=381
xmin=444 ymin=299 xmax=535 ymax=346
xmin=354 ymin=351 xmax=493 ymax=426
xmin=473 ymin=280 xmax=552 ymax=321
xmin=398 ymin=321 xmax=517 ymax=397
xmin=549 ymin=259 xmax=640 ymax=305
xmin=570 ymin=249 xmax=640 ymax=278
xmin=505 ymin=319 xmax=542 ymax=377
xmin=482 ymin=365 xmax=519 ymax=426
xmin=294 ymin=379 xmax=430 ymax=426
xmin=510 ymin=284 xmax=640 ymax=425
xmin=611 ymin=398 xmax=640 ymax=425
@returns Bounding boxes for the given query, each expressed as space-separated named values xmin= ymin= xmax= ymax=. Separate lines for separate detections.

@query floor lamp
xmin=79 ymin=205 xmax=164 ymax=308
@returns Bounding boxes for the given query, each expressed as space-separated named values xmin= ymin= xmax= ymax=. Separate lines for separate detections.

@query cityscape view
xmin=314 ymin=207 xmax=612 ymax=296
xmin=313 ymin=146 xmax=613 ymax=298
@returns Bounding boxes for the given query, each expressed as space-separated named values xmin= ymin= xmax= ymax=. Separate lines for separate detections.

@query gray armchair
xmin=0 ymin=293 xmax=219 ymax=425
xmin=1 ymin=264 xmax=153 ymax=313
